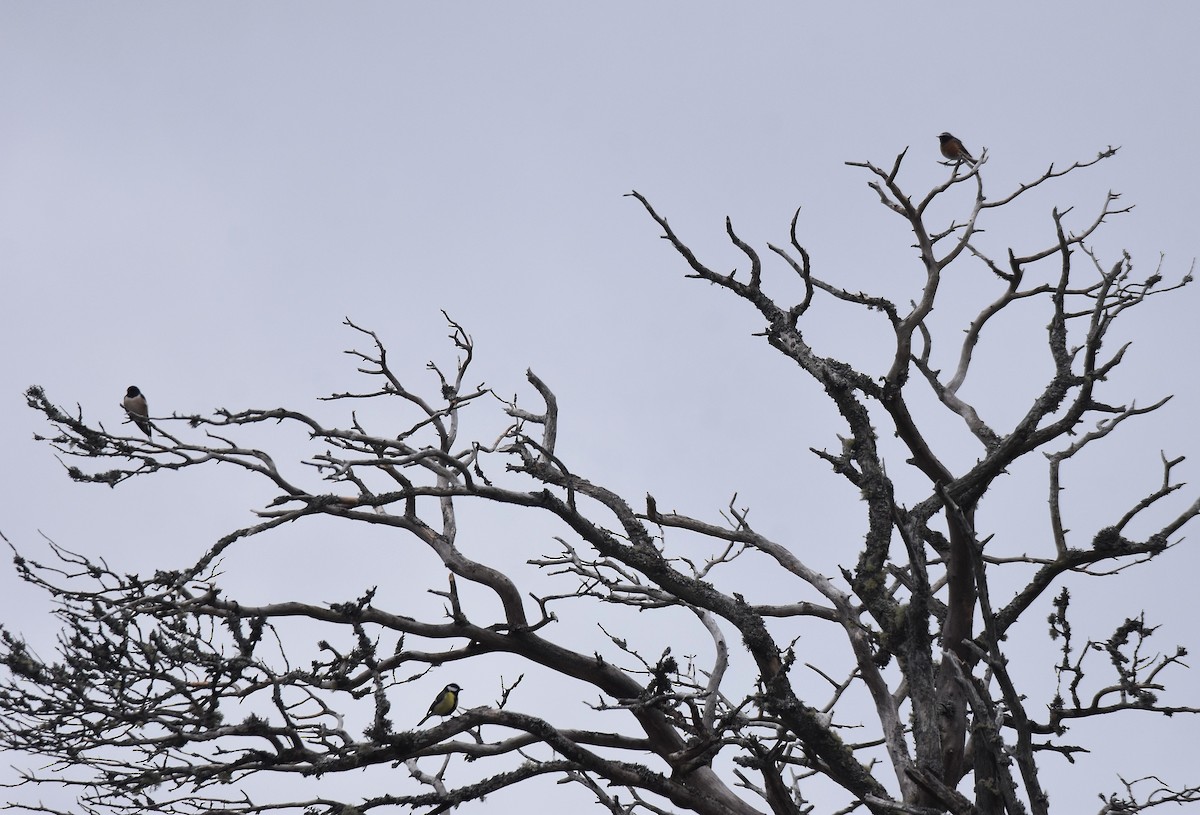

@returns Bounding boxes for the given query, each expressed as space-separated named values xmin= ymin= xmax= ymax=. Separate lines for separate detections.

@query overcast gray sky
xmin=2 ymin=3 xmax=1198 ymax=812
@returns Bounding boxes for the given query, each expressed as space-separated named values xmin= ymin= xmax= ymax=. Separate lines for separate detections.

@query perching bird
xmin=418 ymin=683 xmax=461 ymax=726
xmin=938 ymin=132 xmax=976 ymax=166
xmin=122 ymin=386 xmax=152 ymax=437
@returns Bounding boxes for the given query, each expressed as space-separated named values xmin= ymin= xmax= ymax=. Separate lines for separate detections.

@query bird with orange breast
xmin=938 ymin=132 xmax=976 ymax=166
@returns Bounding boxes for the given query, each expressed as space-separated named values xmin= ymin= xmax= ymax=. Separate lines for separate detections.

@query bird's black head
xmin=938 ymin=132 xmax=954 ymax=143
xmin=445 ymin=683 xmax=461 ymax=693
xmin=126 ymin=386 xmax=142 ymax=398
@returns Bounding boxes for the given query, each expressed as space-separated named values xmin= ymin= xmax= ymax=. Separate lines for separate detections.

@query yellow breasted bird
xmin=418 ymin=683 xmax=461 ymax=726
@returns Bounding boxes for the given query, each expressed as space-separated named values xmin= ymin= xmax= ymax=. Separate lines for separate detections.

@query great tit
xmin=418 ymin=683 xmax=461 ymax=726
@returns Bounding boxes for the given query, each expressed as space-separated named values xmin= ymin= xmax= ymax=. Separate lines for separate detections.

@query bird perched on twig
xmin=938 ymin=132 xmax=976 ymax=166
xmin=122 ymin=386 xmax=152 ymax=437
xmin=418 ymin=683 xmax=461 ymax=726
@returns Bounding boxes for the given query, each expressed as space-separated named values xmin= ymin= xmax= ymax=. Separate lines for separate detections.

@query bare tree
xmin=4 ymin=145 xmax=1199 ymax=815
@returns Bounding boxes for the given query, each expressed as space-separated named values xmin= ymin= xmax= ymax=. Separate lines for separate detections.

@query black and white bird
xmin=418 ymin=683 xmax=461 ymax=726
xmin=938 ymin=132 xmax=976 ymax=166
xmin=122 ymin=386 xmax=152 ymax=437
